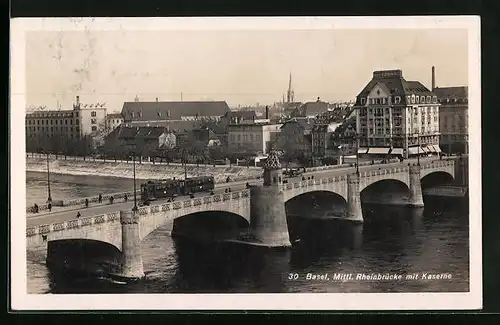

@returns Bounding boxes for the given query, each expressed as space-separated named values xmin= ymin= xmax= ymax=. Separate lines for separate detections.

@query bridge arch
xmin=285 ymin=190 xmax=348 ymax=216
xmin=46 ymin=238 xmax=123 ymax=274
xmin=139 ymin=198 xmax=251 ymax=241
xmin=420 ymin=171 xmax=455 ymax=189
xmin=170 ymin=210 xmax=250 ymax=240
xmin=360 ymin=179 xmax=411 ymax=204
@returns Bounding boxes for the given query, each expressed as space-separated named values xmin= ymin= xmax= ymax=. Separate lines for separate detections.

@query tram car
xmin=140 ymin=176 xmax=215 ymax=205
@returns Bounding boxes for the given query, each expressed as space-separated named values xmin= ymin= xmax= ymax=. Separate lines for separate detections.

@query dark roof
xmin=280 ymin=118 xmax=312 ymax=132
xmin=121 ymin=101 xmax=230 ymax=121
xmin=118 ymin=126 xmax=168 ymax=140
xmin=122 ymin=120 xmax=204 ymax=134
xmin=354 ymin=69 xmax=436 ymax=106
xmin=433 ymin=86 xmax=468 ymax=103
xmin=106 ymin=113 xmax=123 ymax=119
xmin=295 ymin=101 xmax=329 ymax=117
xmin=223 ymin=110 xmax=256 ymax=120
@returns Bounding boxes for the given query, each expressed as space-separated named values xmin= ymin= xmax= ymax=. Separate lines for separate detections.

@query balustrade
xmin=183 ymin=200 xmax=192 ymax=208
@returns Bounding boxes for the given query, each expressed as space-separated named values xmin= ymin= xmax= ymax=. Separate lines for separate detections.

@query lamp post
xmin=355 ymin=132 xmax=359 ymax=176
xmin=416 ymin=132 xmax=420 ymax=166
xmin=46 ymin=152 xmax=52 ymax=203
xmin=132 ymin=151 xmax=138 ymax=212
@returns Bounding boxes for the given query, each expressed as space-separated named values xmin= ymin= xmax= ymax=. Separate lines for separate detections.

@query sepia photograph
xmin=10 ymin=16 xmax=481 ymax=310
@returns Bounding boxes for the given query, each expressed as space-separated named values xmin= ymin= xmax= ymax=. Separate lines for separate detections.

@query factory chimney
xmin=265 ymin=106 xmax=269 ymax=119
xmin=431 ymin=66 xmax=436 ymax=91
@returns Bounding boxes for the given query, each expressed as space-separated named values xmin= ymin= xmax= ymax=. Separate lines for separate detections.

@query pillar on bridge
xmin=117 ymin=210 xmax=145 ymax=281
xmin=249 ymin=151 xmax=291 ymax=247
xmin=408 ymin=164 xmax=424 ymax=207
xmin=346 ymin=173 xmax=363 ymax=223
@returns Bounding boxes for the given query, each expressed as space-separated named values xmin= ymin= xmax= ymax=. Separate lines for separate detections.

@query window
xmin=65 ymin=120 xmax=68 ymax=125
xmin=76 ymin=127 xmax=80 ymax=133
xmin=91 ymin=126 xmax=97 ymax=131
xmin=75 ymin=112 xmax=78 ymax=117
xmin=360 ymin=98 xmax=366 ymax=105
xmin=91 ymin=111 xmax=97 ymax=117
xmin=395 ymin=96 xmax=401 ymax=104
xmin=415 ymin=96 xmax=419 ymax=104
xmin=76 ymin=120 xmax=79 ymax=125
xmin=91 ymin=118 xmax=97 ymax=124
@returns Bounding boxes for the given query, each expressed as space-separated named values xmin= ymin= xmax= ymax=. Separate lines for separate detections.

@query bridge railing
xmin=26 ymin=189 xmax=142 ymax=214
xmin=282 ymin=160 xmax=454 ymax=192
xmin=26 ymin=211 xmax=121 ymax=237
xmin=26 ymin=189 xmax=251 ymax=238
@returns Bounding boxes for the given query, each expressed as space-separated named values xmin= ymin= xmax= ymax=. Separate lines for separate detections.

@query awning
xmin=426 ymin=145 xmax=436 ymax=153
xmin=433 ymin=145 xmax=442 ymax=153
xmin=390 ymin=148 xmax=404 ymax=155
xmin=421 ymin=146 xmax=429 ymax=153
xmin=358 ymin=148 xmax=368 ymax=154
xmin=408 ymin=147 xmax=419 ymax=155
xmin=367 ymin=147 xmax=391 ymax=155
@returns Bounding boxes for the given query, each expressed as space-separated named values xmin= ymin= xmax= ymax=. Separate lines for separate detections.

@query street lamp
xmin=46 ymin=151 xmax=52 ymax=203
xmin=415 ymin=132 xmax=420 ymax=166
xmin=355 ymin=132 xmax=359 ymax=176
xmin=132 ymin=151 xmax=138 ymax=212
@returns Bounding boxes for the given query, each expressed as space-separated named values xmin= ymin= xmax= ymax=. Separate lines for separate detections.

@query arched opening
xmin=285 ymin=191 xmax=348 ymax=219
xmin=171 ymin=211 xmax=250 ymax=243
xmin=285 ymin=191 xmax=348 ymax=243
xmin=361 ymin=179 xmax=410 ymax=205
xmin=421 ymin=171 xmax=455 ymax=190
xmin=46 ymin=239 xmax=122 ymax=282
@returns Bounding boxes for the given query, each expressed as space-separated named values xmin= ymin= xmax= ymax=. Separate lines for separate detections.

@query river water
xmin=26 ymin=171 xmax=470 ymax=294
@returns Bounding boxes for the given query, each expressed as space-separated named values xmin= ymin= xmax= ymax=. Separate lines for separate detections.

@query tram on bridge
xmin=140 ymin=176 xmax=215 ymax=205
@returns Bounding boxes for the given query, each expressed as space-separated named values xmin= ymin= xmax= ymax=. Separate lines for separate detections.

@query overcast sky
xmin=25 ymin=28 xmax=468 ymax=113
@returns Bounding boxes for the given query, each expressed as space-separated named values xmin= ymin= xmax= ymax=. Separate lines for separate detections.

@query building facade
xmin=433 ymin=86 xmax=468 ymax=154
xmin=25 ymin=96 xmax=107 ymax=153
xmin=354 ymin=69 xmax=441 ymax=158
xmin=276 ymin=118 xmax=312 ymax=163
xmin=227 ymin=122 xmax=282 ymax=156
xmin=106 ymin=113 xmax=124 ymax=132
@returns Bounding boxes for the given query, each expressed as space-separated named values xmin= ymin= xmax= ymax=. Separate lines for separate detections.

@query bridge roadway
xmin=26 ymin=156 xmax=437 ymax=228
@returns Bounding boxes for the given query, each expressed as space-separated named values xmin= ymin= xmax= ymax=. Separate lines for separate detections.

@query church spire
xmin=286 ymin=72 xmax=295 ymax=103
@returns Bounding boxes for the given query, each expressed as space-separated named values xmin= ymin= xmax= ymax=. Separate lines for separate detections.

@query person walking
xmin=76 ymin=211 xmax=81 ymax=218
xmin=85 ymin=198 xmax=89 ymax=208
xmin=98 ymin=193 xmax=102 ymax=204
xmin=48 ymin=202 xmax=52 ymax=212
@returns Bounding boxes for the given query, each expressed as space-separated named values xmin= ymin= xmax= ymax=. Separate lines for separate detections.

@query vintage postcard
xmin=10 ymin=16 xmax=481 ymax=310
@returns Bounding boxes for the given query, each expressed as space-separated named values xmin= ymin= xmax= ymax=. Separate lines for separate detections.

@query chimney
xmin=265 ymin=106 xmax=269 ymax=119
xmin=76 ymin=96 xmax=80 ymax=106
xmin=317 ymin=97 xmax=320 ymax=102
xmin=156 ymin=97 xmax=159 ymax=102
xmin=431 ymin=66 xmax=436 ymax=91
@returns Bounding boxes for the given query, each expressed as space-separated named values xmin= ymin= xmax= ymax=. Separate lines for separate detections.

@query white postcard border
xmin=10 ymin=16 xmax=482 ymax=310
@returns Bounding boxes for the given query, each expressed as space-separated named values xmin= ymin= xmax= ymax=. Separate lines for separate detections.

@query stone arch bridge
xmin=26 ymin=159 xmax=457 ymax=281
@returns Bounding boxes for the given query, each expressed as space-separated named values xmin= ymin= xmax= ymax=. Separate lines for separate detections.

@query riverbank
xmin=26 ymin=156 xmax=263 ymax=184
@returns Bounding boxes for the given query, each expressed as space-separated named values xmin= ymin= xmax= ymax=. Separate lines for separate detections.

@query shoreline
xmin=26 ymin=156 xmax=262 ymax=183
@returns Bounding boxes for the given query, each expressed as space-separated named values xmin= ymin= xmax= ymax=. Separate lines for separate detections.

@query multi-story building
xmin=353 ymin=69 xmax=441 ymax=158
xmin=25 ymin=96 xmax=107 ymax=153
xmin=276 ymin=118 xmax=313 ymax=164
xmin=227 ymin=122 xmax=282 ymax=156
xmin=433 ymin=86 xmax=468 ymax=154
xmin=106 ymin=113 xmax=124 ymax=132
xmin=311 ymin=115 xmax=344 ymax=165
xmin=121 ymin=98 xmax=230 ymax=123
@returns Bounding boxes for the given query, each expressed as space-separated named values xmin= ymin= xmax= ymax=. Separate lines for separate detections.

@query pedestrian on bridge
xmin=85 ymin=198 xmax=89 ymax=208
xmin=109 ymin=196 xmax=114 ymax=204
xmin=48 ymin=202 xmax=52 ymax=212
xmin=76 ymin=211 xmax=81 ymax=218
xmin=98 ymin=193 xmax=102 ymax=203
xmin=124 ymin=194 xmax=128 ymax=202
xmin=33 ymin=203 xmax=39 ymax=214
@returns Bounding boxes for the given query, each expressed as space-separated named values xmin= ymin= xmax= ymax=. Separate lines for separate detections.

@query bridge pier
xmin=248 ymin=151 xmax=291 ymax=247
xmin=408 ymin=164 xmax=424 ymax=207
xmin=346 ymin=173 xmax=363 ymax=223
xmin=114 ymin=210 xmax=145 ymax=281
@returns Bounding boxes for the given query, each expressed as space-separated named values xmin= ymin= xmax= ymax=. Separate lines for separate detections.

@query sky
xmin=25 ymin=28 xmax=468 ymax=113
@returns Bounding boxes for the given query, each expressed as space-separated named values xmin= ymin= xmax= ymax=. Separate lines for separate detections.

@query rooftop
xmin=121 ymin=101 xmax=230 ymax=121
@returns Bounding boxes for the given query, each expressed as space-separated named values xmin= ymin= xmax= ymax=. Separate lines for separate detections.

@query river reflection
xmin=32 ymin=199 xmax=469 ymax=294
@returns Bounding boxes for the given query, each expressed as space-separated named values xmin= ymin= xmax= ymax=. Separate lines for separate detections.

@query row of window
xmin=229 ymin=133 xmax=262 ymax=142
xmin=27 ymin=133 xmax=80 ymax=139
xmin=26 ymin=126 xmax=81 ymax=133
xmin=28 ymin=112 xmax=79 ymax=118
xmin=26 ymin=119 xmax=79 ymax=126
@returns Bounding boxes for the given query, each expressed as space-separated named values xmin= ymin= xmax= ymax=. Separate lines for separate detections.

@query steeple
xmin=286 ymin=72 xmax=295 ymax=103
